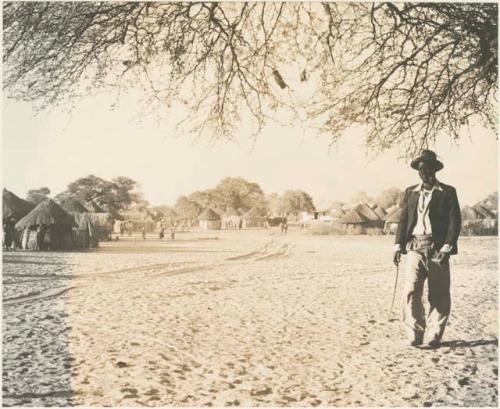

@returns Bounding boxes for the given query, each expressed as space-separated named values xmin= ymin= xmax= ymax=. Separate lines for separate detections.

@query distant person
xmin=142 ymin=227 xmax=146 ymax=240
xmin=393 ymin=150 xmax=461 ymax=348
xmin=280 ymin=219 xmax=288 ymax=236
xmin=159 ymin=228 xmax=165 ymax=239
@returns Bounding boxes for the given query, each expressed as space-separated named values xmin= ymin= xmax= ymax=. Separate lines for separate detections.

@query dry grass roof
xmin=341 ymin=209 xmax=368 ymax=224
xmin=15 ymin=199 xmax=75 ymax=229
xmin=3 ymin=188 xmax=35 ymax=222
xmin=198 ymin=207 xmax=221 ymax=221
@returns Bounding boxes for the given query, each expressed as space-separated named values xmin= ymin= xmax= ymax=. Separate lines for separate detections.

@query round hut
xmin=58 ymin=197 xmax=97 ymax=249
xmin=372 ymin=205 xmax=387 ymax=220
xmin=340 ymin=209 xmax=368 ymax=234
xmin=355 ymin=203 xmax=384 ymax=229
xmin=198 ymin=208 xmax=221 ymax=230
xmin=3 ymin=188 xmax=35 ymax=249
xmin=242 ymin=207 xmax=267 ymax=228
xmin=329 ymin=208 xmax=345 ymax=223
xmin=384 ymin=207 xmax=402 ymax=234
xmin=222 ymin=206 xmax=241 ymax=229
xmin=15 ymin=199 xmax=76 ymax=250
xmin=461 ymin=205 xmax=483 ymax=222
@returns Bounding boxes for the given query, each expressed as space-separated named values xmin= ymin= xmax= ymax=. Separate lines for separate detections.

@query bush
xmin=461 ymin=220 xmax=498 ymax=236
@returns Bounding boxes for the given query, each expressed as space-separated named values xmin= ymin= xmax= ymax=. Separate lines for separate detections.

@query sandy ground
xmin=2 ymin=229 xmax=498 ymax=406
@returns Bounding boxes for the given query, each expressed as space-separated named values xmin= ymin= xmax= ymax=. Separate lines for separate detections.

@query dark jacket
xmin=395 ymin=182 xmax=461 ymax=255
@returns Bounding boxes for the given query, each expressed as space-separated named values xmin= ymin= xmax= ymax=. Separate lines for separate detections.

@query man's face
xmin=418 ymin=162 xmax=436 ymax=185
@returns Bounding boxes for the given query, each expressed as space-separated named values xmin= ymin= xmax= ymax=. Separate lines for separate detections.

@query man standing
xmin=393 ymin=150 xmax=461 ymax=347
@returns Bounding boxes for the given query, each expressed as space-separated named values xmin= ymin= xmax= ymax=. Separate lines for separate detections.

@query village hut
xmin=473 ymin=203 xmax=495 ymax=219
xmin=58 ymin=197 xmax=97 ymax=249
xmin=3 ymin=188 xmax=35 ymax=249
xmin=341 ymin=209 xmax=368 ymax=234
xmin=461 ymin=205 xmax=483 ymax=221
xmin=329 ymin=208 xmax=345 ymax=223
xmin=82 ymin=202 xmax=123 ymax=241
xmin=384 ymin=207 xmax=402 ymax=234
xmin=460 ymin=204 xmax=497 ymax=234
xmin=473 ymin=203 xmax=497 ymax=229
xmin=198 ymin=207 xmax=221 ymax=230
xmin=222 ymin=206 xmax=241 ymax=229
xmin=355 ymin=202 xmax=384 ymax=229
xmin=242 ymin=207 xmax=267 ymax=228
xmin=372 ymin=205 xmax=387 ymax=220
xmin=15 ymin=199 xmax=76 ymax=250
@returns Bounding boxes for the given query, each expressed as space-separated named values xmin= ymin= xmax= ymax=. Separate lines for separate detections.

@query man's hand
xmin=434 ymin=251 xmax=450 ymax=266
xmin=393 ymin=251 xmax=401 ymax=266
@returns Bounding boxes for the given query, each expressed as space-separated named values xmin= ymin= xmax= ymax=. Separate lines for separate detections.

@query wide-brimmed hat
xmin=410 ymin=149 xmax=444 ymax=171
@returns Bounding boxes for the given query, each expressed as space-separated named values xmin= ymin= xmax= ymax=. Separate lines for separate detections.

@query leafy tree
xmin=281 ymin=190 xmax=315 ymax=216
xmin=214 ymin=177 xmax=265 ymax=212
xmin=375 ymin=188 xmax=403 ymax=209
xmin=26 ymin=187 xmax=50 ymax=204
xmin=3 ymin=2 xmax=497 ymax=156
xmin=188 ymin=189 xmax=222 ymax=213
xmin=57 ymin=175 xmax=144 ymax=213
xmin=266 ymin=193 xmax=284 ymax=216
xmin=173 ymin=196 xmax=201 ymax=220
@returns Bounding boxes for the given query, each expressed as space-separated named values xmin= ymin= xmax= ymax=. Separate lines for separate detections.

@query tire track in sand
xmin=3 ymin=239 xmax=294 ymax=306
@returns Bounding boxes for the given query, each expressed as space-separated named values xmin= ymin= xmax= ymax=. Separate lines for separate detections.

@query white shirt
xmin=394 ymin=180 xmax=452 ymax=253
xmin=412 ymin=182 xmax=441 ymax=235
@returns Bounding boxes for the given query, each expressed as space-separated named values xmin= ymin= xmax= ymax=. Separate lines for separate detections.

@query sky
xmin=2 ymin=90 xmax=498 ymax=209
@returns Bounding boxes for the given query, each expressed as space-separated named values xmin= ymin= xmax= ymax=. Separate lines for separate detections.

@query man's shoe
xmin=410 ymin=333 xmax=424 ymax=347
xmin=427 ymin=336 xmax=441 ymax=348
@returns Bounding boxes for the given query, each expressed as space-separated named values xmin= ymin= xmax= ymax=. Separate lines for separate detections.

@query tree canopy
xmin=26 ymin=187 xmax=51 ymax=205
xmin=3 ymin=2 xmax=497 ymax=156
xmin=56 ymin=175 xmax=145 ymax=213
xmin=281 ymin=190 xmax=316 ymax=215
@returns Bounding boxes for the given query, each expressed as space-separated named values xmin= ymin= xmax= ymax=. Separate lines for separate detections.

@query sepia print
xmin=2 ymin=1 xmax=498 ymax=407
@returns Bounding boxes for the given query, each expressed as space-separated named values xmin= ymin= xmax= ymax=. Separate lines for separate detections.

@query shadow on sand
xmin=419 ymin=338 xmax=499 ymax=350
xmin=439 ymin=338 xmax=498 ymax=349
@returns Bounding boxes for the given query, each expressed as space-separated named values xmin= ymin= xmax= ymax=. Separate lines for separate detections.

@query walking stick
xmin=388 ymin=261 xmax=400 ymax=320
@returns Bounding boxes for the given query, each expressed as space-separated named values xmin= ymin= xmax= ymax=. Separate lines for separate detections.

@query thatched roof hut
xmin=198 ymin=207 xmax=221 ymax=230
xmin=372 ymin=205 xmax=387 ymax=219
xmin=223 ymin=206 xmax=241 ymax=217
xmin=329 ymin=208 xmax=345 ymax=219
xmin=15 ymin=199 xmax=75 ymax=230
xmin=473 ymin=203 xmax=495 ymax=219
xmin=355 ymin=203 xmax=380 ymax=222
xmin=3 ymin=188 xmax=35 ymax=222
xmin=341 ymin=209 xmax=368 ymax=225
xmin=384 ymin=207 xmax=402 ymax=234
xmin=461 ymin=205 xmax=483 ymax=221
xmin=198 ymin=207 xmax=221 ymax=221
xmin=15 ymin=199 xmax=76 ymax=250
xmin=221 ymin=206 xmax=241 ymax=229
xmin=242 ymin=207 xmax=267 ymax=228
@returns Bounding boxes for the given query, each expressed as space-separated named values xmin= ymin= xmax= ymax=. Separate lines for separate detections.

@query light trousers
xmin=402 ymin=242 xmax=451 ymax=342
